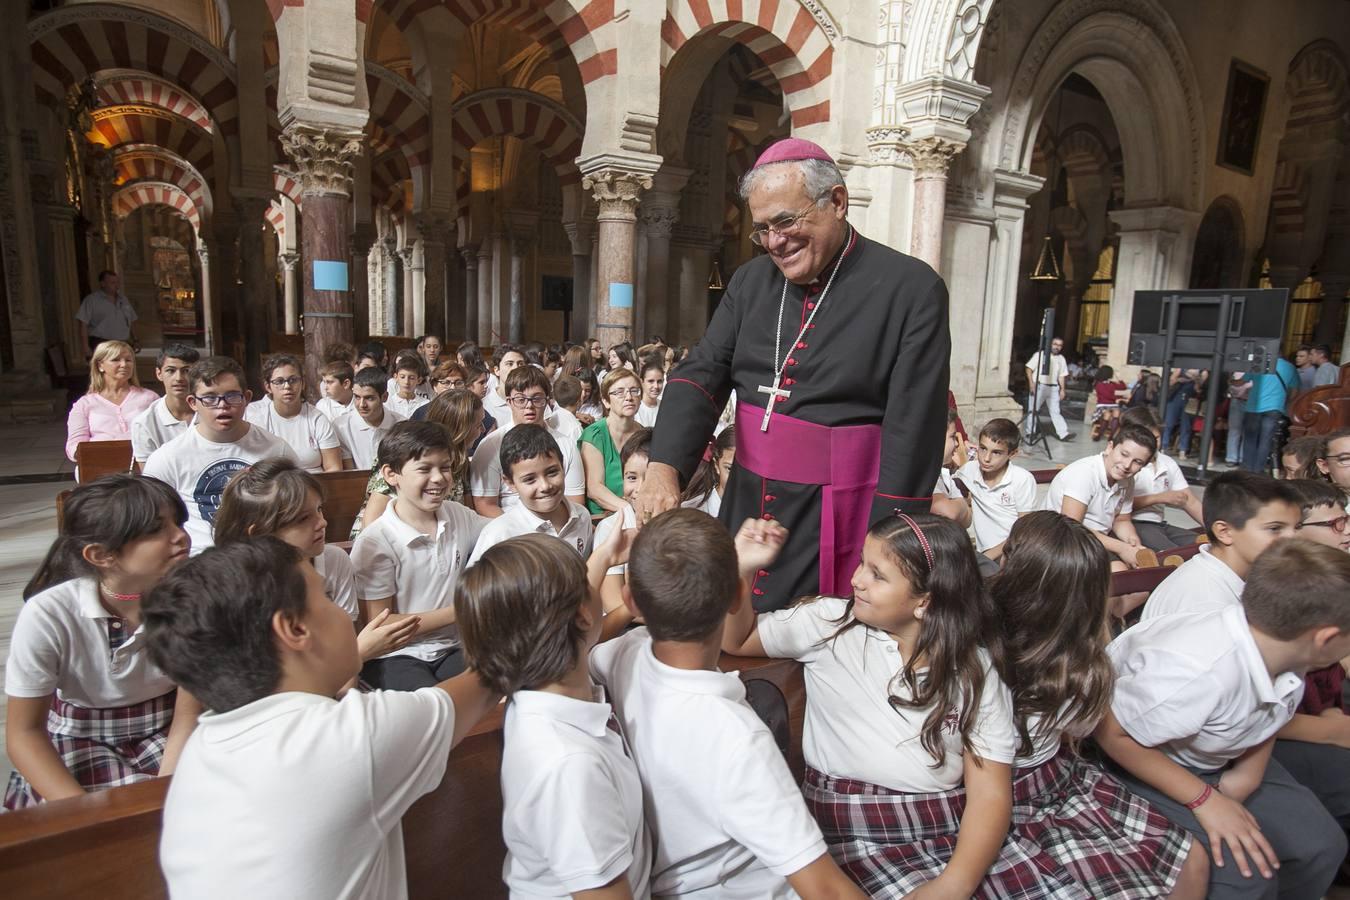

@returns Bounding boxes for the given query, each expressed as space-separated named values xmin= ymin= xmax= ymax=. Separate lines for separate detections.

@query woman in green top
xmin=580 ymin=368 xmax=645 ymax=513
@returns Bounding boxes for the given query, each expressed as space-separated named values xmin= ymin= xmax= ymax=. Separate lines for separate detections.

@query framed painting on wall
xmin=1216 ymin=60 xmax=1269 ymax=175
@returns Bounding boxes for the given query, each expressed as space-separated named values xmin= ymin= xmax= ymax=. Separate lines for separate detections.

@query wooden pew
xmin=1162 ymin=543 xmax=1204 ymax=567
xmin=1289 ymin=362 xmax=1350 ymax=438
xmin=0 ymin=657 xmax=808 ymax=900
xmin=314 ymin=469 xmax=372 ymax=543
xmin=1029 ymin=465 xmax=1065 ymax=485
xmin=1109 ymin=564 xmax=1176 ymax=597
xmin=74 ymin=440 xmax=133 ymax=484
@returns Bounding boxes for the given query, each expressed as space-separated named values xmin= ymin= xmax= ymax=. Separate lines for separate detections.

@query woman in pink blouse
xmin=65 ymin=340 xmax=158 ymax=461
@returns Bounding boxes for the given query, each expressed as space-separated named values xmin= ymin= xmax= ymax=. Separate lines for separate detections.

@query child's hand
xmin=594 ymin=505 xmax=638 ymax=570
xmin=357 ymin=609 xmax=421 ymax=661
xmin=1217 ymin=768 xmax=1261 ymax=803
xmin=951 ymin=434 xmax=970 ymax=469
xmin=1193 ymin=790 xmax=1278 ymax=880
xmin=734 ymin=518 xmax=788 ymax=577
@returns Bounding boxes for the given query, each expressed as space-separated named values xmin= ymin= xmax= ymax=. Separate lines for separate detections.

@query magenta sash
xmin=735 ymin=403 xmax=881 ymax=595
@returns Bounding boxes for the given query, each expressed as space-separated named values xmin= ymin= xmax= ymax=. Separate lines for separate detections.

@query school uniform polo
xmin=161 ymin=687 xmax=456 ymax=900
xmin=385 ymin=393 xmax=430 ymax=420
xmin=500 ymin=688 xmax=651 ymax=898
xmin=933 ymin=467 xmax=961 ymax=498
xmin=129 ymin=396 xmax=194 ymax=463
xmin=333 ymin=408 xmax=404 ymax=470
xmin=351 ymin=498 xmax=486 ymax=662
xmin=316 ymin=395 xmax=354 ymax=422
xmin=590 ymin=629 xmax=826 ymax=898
xmin=1130 ymin=452 xmax=1189 ymax=524
xmin=482 ymin=390 xmax=513 ymax=427
xmin=5 ymin=577 xmax=174 ymax=708
xmin=548 ymin=405 xmax=583 ymax=447
xmin=592 ymin=505 xmax=636 ymax=577
xmin=385 ymin=377 xmax=431 ymax=401
xmin=1042 ymin=453 xmax=1134 ymax=532
xmin=955 ymin=461 xmax=1038 ymax=552
xmin=1108 ymin=604 xmax=1304 ymax=770
xmin=1139 ymin=545 xmax=1243 ymax=621
xmin=757 ymin=596 xmax=1017 ymax=792
xmin=314 ymin=544 xmax=359 ymax=620
xmin=468 ymin=499 xmax=593 ymax=565
xmin=244 ymin=400 xmax=341 ymax=474
xmin=469 ymin=424 xmax=586 ymax=512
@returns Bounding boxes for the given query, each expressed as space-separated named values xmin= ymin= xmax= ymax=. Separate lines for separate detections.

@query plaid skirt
xmin=3 ymin=691 xmax=176 ymax=811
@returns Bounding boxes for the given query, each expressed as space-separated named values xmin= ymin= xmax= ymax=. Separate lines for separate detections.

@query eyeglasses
xmin=1322 ymin=454 xmax=1350 ymax=468
xmin=192 ymin=391 xmax=247 ymax=408
xmin=1301 ymin=515 xmax=1350 ymax=533
xmin=435 ymin=378 xmax=466 ymax=389
xmin=748 ymin=202 xmax=820 ymax=247
xmin=268 ymin=376 xmax=303 ymax=388
xmin=509 ymin=395 xmax=549 ymax=408
xmin=609 ymin=387 xmax=643 ymax=398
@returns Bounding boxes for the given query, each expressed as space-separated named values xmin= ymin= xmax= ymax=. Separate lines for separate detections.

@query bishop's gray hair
xmin=738 ymin=157 xmax=845 ymax=204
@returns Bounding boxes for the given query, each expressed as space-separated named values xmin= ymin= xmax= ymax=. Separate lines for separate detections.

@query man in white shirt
xmin=1024 ymin=336 xmax=1073 ymax=441
xmin=76 ymin=270 xmax=138 ymax=357
xmin=334 ymin=368 xmax=404 ymax=470
xmin=955 ymin=418 xmax=1037 ymax=565
xmin=1311 ymin=344 xmax=1341 ymax=387
xmin=130 ymin=343 xmax=199 ymax=465
xmin=143 ymin=357 xmax=295 ymax=554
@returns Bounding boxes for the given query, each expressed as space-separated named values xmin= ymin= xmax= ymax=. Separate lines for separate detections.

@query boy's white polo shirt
xmin=469 ymin=423 xmax=586 ymax=512
xmin=129 ymin=396 xmax=193 ymax=463
xmin=1042 ymin=452 xmax=1134 ymax=532
xmin=1131 ymin=452 xmax=1189 ymax=524
xmin=483 ymin=390 xmax=512 ymax=426
xmin=956 ymin=461 xmax=1037 ymax=552
xmin=592 ymin=505 xmax=637 ymax=576
xmin=161 ymin=687 xmax=455 ymax=900
xmin=350 ymin=498 xmax=486 ymax=661
xmin=1139 ymin=545 xmax=1244 ymax=621
xmin=334 ymin=408 xmax=404 ymax=470
xmin=590 ymin=629 xmax=826 ymax=899
xmin=468 ymin=499 xmax=593 ymax=565
xmin=385 ymin=393 xmax=429 ymax=419
xmin=500 ymin=688 xmax=651 ymax=898
xmin=547 ymin=405 xmax=583 ymax=447
xmin=1107 ymin=604 xmax=1304 ymax=770
xmin=316 ymin=395 xmax=354 ymax=422
xmin=314 ymin=544 xmax=359 ymax=620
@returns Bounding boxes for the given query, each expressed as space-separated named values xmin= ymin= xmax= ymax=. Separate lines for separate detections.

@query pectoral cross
xmin=758 ymin=376 xmax=792 ymax=432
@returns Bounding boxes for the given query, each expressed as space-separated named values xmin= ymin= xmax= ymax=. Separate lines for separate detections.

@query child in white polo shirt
xmin=334 ymin=367 xmax=405 ymax=470
xmin=468 ymin=424 xmax=592 ymax=564
xmin=147 ymin=536 xmax=499 ymax=900
xmin=351 ymin=421 xmax=487 ymax=691
xmin=385 ymin=352 xmax=431 ymax=419
xmin=930 ymin=408 xmax=972 ymax=530
xmin=457 ymin=530 xmax=650 ymax=898
xmin=1118 ymin=407 xmax=1207 ymax=551
xmin=1097 ymin=540 xmax=1350 ymax=900
xmin=955 ymin=417 xmax=1037 ymax=570
xmin=591 ymin=510 xmax=864 ymax=899
xmin=315 ymin=359 xmax=356 ymax=422
xmin=1043 ymin=422 xmax=1155 ymax=569
xmin=130 ymin=342 xmax=199 ymax=465
xmin=1140 ymin=471 xmax=1300 ymax=621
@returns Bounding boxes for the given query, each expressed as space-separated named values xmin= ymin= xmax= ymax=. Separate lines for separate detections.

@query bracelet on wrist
xmin=1185 ymin=783 xmax=1214 ymax=810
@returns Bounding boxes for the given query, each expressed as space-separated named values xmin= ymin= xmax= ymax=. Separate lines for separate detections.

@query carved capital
xmin=460 ymin=245 xmax=480 ymax=266
xmin=865 ymin=126 xmax=913 ymax=164
xmin=397 ymin=247 xmax=415 ymax=267
xmin=562 ymin=220 xmax=595 ymax=255
xmin=279 ymin=124 xmax=364 ymax=198
xmin=278 ymin=252 xmax=300 ymax=272
xmin=638 ymin=204 xmax=679 ymax=238
xmin=582 ymin=169 xmax=652 ymax=222
xmin=904 ymin=137 xmax=964 ymax=181
xmin=413 ymin=213 xmax=454 ymax=245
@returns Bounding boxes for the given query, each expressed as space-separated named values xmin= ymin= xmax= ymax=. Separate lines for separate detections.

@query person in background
xmin=1225 ymin=373 xmax=1251 ymax=467
xmin=1240 ymin=355 xmax=1300 ymax=474
xmin=1282 ymin=435 xmax=1326 ymax=480
xmin=1311 ymin=344 xmax=1340 ymax=387
xmin=416 ymin=334 xmax=443 ymax=373
xmin=1025 ymin=336 xmax=1073 ymax=442
xmin=76 ymin=271 xmax=138 ymax=359
xmin=66 ymin=340 xmax=158 ymax=463
xmin=1295 ymin=345 xmax=1317 ymax=392
xmin=243 ymin=355 xmax=342 ymax=474
xmin=411 ymin=361 xmax=468 ymax=422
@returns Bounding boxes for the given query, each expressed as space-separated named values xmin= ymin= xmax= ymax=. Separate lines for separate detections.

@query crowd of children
xmin=9 ymin=334 xmax=1350 ymax=900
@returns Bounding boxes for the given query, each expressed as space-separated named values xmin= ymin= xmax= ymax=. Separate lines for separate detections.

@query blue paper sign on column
xmin=609 ymin=283 xmax=633 ymax=309
xmin=313 ymin=260 xmax=349 ymax=292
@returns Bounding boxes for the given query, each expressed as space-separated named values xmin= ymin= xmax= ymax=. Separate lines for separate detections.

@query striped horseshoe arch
xmin=112 ymin=181 xmax=202 ymax=234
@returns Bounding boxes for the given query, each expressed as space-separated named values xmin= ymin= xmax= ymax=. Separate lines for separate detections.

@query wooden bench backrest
xmin=1030 ymin=465 xmax=1065 ymax=485
xmin=1161 ymin=542 xmax=1204 ymax=567
xmin=0 ymin=657 xmax=806 ymax=900
xmin=314 ymin=470 xmax=372 ymax=543
xmin=74 ymin=440 xmax=133 ymax=483
xmin=1109 ymin=564 xmax=1176 ymax=596
xmin=1289 ymin=362 xmax=1350 ymax=438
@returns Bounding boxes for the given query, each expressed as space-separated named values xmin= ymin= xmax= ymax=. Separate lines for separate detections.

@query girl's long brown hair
xmin=824 ymin=513 xmax=1004 ymax=766
xmin=987 ymin=511 xmax=1115 ymax=758
xmin=423 ymin=388 xmax=483 ymax=488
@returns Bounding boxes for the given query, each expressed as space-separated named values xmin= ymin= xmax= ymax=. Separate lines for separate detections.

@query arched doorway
xmin=1190 ymin=198 xmax=1246 ymax=290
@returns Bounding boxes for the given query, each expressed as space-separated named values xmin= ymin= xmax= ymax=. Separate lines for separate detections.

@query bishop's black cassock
xmin=650 ymin=229 xmax=950 ymax=611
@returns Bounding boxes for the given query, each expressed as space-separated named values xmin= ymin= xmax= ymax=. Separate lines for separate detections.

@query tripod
xmin=1019 ymin=308 xmax=1057 ymax=461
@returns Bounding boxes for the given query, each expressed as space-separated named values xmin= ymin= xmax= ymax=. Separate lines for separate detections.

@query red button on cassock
xmin=764 ymin=494 xmax=776 ymax=502
xmin=784 ymin=377 xmax=795 ymax=386
xmin=806 ymin=302 xmax=815 ymax=310
xmin=787 ymin=359 xmax=798 ymax=366
xmin=762 ymin=513 xmax=775 ymax=521
xmin=797 ymin=341 xmax=807 ymax=349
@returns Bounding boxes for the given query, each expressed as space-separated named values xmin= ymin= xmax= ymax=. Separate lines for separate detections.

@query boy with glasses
xmin=1314 ymin=429 xmax=1350 ymax=505
xmin=143 ymin=357 xmax=295 ymax=555
xmin=470 ymin=366 xmax=585 ymax=518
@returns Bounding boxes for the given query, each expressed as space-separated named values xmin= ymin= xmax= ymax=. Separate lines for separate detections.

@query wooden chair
xmin=314 ymin=470 xmax=372 ymax=543
xmin=74 ymin=440 xmax=133 ymax=484
xmin=1030 ymin=465 xmax=1065 ymax=485
xmin=55 ymin=490 xmax=72 ymax=530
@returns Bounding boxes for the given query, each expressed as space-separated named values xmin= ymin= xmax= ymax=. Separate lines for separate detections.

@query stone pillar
xmin=582 ymin=168 xmax=652 ymax=348
xmin=196 ymin=242 xmax=216 ymax=353
xmin=350 ymin=225 xmax=373 ymax=342
xmin=639 ymin=201 xmax=681 ymax=342
xmin=590 ymin=229 xmax=602 ymax=335
xmin=279 ymin=124 xmax=363 ymax=397
xmin=1107 ymin=206 xmax=1202 ymax=369
xmin=381 ymin=237 xmax=401 ymax=336
xmin=415 ymin=214 xmax=451 ymax=342
xmin=399 ymin=246 xmax=417 ymax=338
xmin=508 ymin=233 xmax=530 ymax=344
xmin=42 ymin=203 xmax=83 ymax=362
xmin=279 ymin=252 xmax=300 ymax=334
xmin=210 ymin=223 xmax=240 ymax=357
xmin=460 ymin=246 xmax=479 ymax=343
xmin=563 ymin=221 xmax=593 ymax=341
xmin=490 ymin=232 xmax=508 ymax=343
xmin=476 ymin=244 xmax=493 ymax=345
xmin=904 ymin=137 xmax=962 ymax=271
xmin=235 ymin=196 xmax=272 ymax=389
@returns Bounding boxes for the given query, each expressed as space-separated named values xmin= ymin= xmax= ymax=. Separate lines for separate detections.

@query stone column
xmin=196 ymin=242 xmax=216 ymax=353
xmin=582 ymin=168 xmax=652 ymax=347
xmin=460 ymin=246 xmax=479 ymax=343
xmin=563 ymin=220 xmax=593 ymax=341
xmin=399 ymin=246 xmax=417 ymax=338
xmin=904 ymin=137 xmax=962 ymax=271
xmin=279 ymin=124 xmax=363 ymax=396
xmin=210 ymin=221 xmax=240 ymax=356
xmin=639 ymin=205 xmax=680 ymax=342
xmin=1107 ymin=206 xmax=1202 ymax=368
xmin=476 ymin=244 xmax=493 ymax=344
xmin=381 ymin=237 xmax=401 ymax=336
xmin=508 ymin=233 xmax=530 ymax=344
xmin=415 ymin=214 xmax=451 ymax=342
xmin=235 ymin=195 xmax=273 ymax=390
xmin=279 ymin=252 xmax=300 ymax=334
xmin=350 ymin=225 xmax=373 ymax=342
xmin=590 ymin=229 xmax=602 ymax=335
xmin=490 ymin=232 xmax=508 ymax=343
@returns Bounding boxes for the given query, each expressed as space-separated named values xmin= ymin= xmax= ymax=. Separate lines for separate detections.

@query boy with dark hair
xmin=1141 ymin=471 xmax=1300 ymax=620
xmin=554 ymin=374 xmax=583 ymax=413
xmin=1044 ymin=423 xmax=1158 ymax=568
xmin=316 ymin=359 xmax=356 ymax=422
xmin=1098 ymin=540 xmax=1350 ymax=900
xmin=386 ymin=351 xmax=430 ymax=419
xmin=1120 ymin=406 xmax=1207 ymax=551
xmin=590 ymin=509 xmax=866 ymax=898
xmin=143 ymin=356 xmax=295 ymax=554
xmin=468 ymin=424 xmax=593 ymax=563
xmin=334 ymin=367 xmax=404 ymax=470
xmin=351 ymin=421 xmax=487 ymax=690
xmin=470 ymin=366 xmax=585 ymax=518
xmin=130 ymin=341 xmax=200 ymax=464
xmin=955 ymin=417 xmax=1037 ymax=566
xmin=1287 ymin=478 xmax=1349 ymax=553
xmin=147 ymin=536 xmax=498 ymax=898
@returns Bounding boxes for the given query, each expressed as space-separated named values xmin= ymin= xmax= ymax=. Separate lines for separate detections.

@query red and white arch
xmin=97 ymin=73 xmax=214 ymax=132
xmin=112 ymin=181 xmax=202 ymax=234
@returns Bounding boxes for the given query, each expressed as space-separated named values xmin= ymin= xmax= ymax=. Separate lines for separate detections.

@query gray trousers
xmin=1134 ymin=520 xmax=1200 ymax=552
xmin=1117 ymin=757 xmax=1344 ymax=899
xmin=361 ymin=647 xmax=465 ymax=691
xmin=1273 ymin=738 xmax=1350 ymax=830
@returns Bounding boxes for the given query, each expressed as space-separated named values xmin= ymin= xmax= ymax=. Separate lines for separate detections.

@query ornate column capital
xmin=638 ymin=204 xmax=679 ymax=238
xmin=865 ymin=126 xmax=912 ymax=164
xmin=904 ymin=136 xmax=964 ymax=182
xmin=196 ymin=242 xmax=211 ymax=265
xmin=562 ymin=220 xmax=595 ymax=255
xmin=279 ymin=124 xmax=364 ymax=198
xmin=278 ymin=251 xmax=300 ymax=271
xmin=413 ymin=212 xmax=454 ymax=246
xmin=459 ymin=244 xmax=480 ymax=265
xmin=582 ymin=169 xmax=652 ymax=222
xmin=397 ymin=246 xmax=416 ymax=268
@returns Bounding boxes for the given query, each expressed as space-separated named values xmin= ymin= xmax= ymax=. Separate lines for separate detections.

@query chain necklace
xmin=771 ymin=227 xmax=853 ymax=380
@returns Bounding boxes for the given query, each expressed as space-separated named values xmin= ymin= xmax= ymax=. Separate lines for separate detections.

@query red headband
xmin=895 ymin=514 xmax=934 ymax=572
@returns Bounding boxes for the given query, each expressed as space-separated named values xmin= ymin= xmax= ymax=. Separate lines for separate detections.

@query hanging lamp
xmin=708 ymin=258 xmax=725 ymax=291
xmin=1029 ymin=235 xmax=1063 ymax=281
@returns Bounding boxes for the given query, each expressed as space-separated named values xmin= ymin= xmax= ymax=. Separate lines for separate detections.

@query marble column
xmin=590 ymin=229 xmax=602 ymax=337
xmin=904 ymin=137 xmax=962 ymax=271
xmin=382 ymin=237 xmax=401 ymax=336
xmin=235 ymin=196 xmax=273 ymax=390
xmin=563 ymin=220 xmax=593 ymax=341
xmin=399 ymin=246 xmax=417 ymax=338
xmin=279 ymin=123 xmax=363 ymax=397
xmin=582 ymin=169 xmax=651 ymax=347
xmin=639 ymin=167 xmax=690 ymax=343
xmin=490 ymin=232 xmax=508 ymax=343
xmin=508 ymin=233 xmax=530 ymax=344
xmin=1107 ymin=206 xmax=1202 ymax=369
xmin=196 ymin=242 xmax=216 ymax=353
xmin=476 ymin=244 xmax=493 ymax=345
xmin=210 ymin=223 xmax=240 ymax=356
xmin=461 ymin=246 xmax=479 ymax=343
xmin=350 ymin=225 xmax=374 ymax=343
xmin=416 ymin=215 xmax=451 ymax=342
xmin=279 ymin=252 xmax=300 ymax=334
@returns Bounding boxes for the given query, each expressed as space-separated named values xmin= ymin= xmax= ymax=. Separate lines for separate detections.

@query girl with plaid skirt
xmin=726 ymin=513 xmax=1079 ymax=898
xmin=4 ymin=475 xmax=199 ymax=810
xmin=989 ymin=512 xmax=1208 ymax=898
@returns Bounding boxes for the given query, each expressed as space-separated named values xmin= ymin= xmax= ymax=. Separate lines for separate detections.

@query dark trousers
xmin=1273 ymin=738 xmax=1350 ymax=830
xmin=1118 ymin=757 xmax=1344 ymax=899
xmin=361 ymin=648 xmax=465 ymax=691
xmin=1134 ymin=520 xmax=1199 ymax=552
xmin=1163 ymin=390 xmax=1193 ymax=453
xmin=1242 ymin=411 xmax=1283 ymax=474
